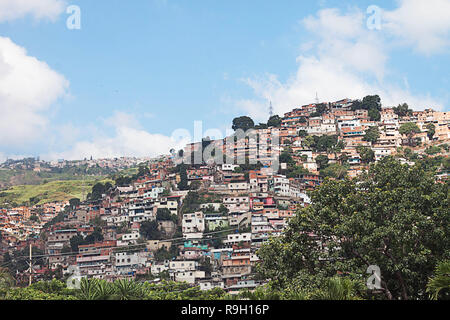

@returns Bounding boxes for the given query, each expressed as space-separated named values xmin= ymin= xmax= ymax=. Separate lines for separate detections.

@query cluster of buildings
xmin=0 ymin=156 xmax=151 ymax=172
xmin=0 ymin=98 xmax=448 ymax=292
xmin=0 ymin=202 xmax=68 ymax=242
xmin=279 ymin=99 xmax=449 ymax=177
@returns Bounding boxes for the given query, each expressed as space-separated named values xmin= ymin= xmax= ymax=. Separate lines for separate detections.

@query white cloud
xmin=45 ymin=112 xmax=190 ymax=160
xmin=0 ymin=36 xmax=69 ymax=146
xmin=235 ymin=6 xmax=444 ymax=122
xmin=0 ymin=0 xmax=66 ymax=22
xmin=383 ymin=0 xmax=450 ymax=55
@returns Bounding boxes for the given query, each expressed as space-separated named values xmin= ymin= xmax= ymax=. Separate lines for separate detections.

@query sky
xmin=0 ymin=0 xmax=449 ymax=162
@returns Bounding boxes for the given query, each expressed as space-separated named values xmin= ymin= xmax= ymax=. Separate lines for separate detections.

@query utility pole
xmin=27 ymin=242 xmax=33 ymax=286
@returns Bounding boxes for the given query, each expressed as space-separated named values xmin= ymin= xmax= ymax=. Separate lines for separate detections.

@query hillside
xmin=0 ymin=178 xmax=113 ymax=207
xmin=0 ymin=167 xmax=112 ymax=189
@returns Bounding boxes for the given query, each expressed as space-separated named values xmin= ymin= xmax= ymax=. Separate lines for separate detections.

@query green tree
xmin=320 ymin=163 xmax=348 ymax=179
xmin=137 ymin=164 xmax=150 ymax=178
xmin=267 ymin=115 xmax=282 ymax=128
xmin=357 ymin=146 xmax=375 ymax=164
xmin=368 ymin=108 xmax=381 ymax=121
xmin=315 ymin=155 xmax=329 ymax=169
xmin=425 ymin=145 xmax=441 ymax=155
xmin=89 ymin=183 xmax=111 ymax=201
xmin=232 ymin=116 xmax=255 ymax=132
xmin=393 ymin=103 xmax=413 ymax=117
xmin=426 ymin=260 xmax=450 ymax=300
xmin=69 ymin=198 xmax=81 ymax=209
xmin=112 ymin=279 xmax=145 ymax=300
xmin=177 ymin=164 xmax=189 ymax=191
xmin=399 ymin=122 xmax=421 ymax=146
xmin=70 ymin=235 xmax=86 ymax=252
xmin=303 ymin=136 xmax=315 ymax=149
xmin=426 ymin=123 xmax=436 ymax=140
xmin=0 ymin=268 xmax=15 ymax=297
xmin=279 ymin=152 xmax=294 ymax=165
xmin=311 ymin=277 xmax=363 ymax=300
xmin=363 ymin=126 xmax=380 ymax=144
xmin=298 ymin=130 xmax=307 ymax=138
xmin=156 ymin=208 xmax=177 ymax=223
xmin=352 ymin=95 xmax=382 ymax=121
xmin=257 ymin=157 xmax=449 ymax=300
xmin=140 ymin=220 xmax=162 ymax=240
xmin=29 ymin=215 xmax=40 ymax=223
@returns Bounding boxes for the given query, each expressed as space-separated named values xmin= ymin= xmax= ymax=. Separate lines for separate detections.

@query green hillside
xmin=0 ymin=167 xmax=111 ymax=188
xmin=0 ymin=178 xmax=113 ymax=207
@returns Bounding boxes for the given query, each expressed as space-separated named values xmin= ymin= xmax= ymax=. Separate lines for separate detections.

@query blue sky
xmin=0 ymin=0 xmax=449 ymax=161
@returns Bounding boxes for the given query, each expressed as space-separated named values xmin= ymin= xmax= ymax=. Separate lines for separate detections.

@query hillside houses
xmin=1 ymin=97 xmax=448 ymax=293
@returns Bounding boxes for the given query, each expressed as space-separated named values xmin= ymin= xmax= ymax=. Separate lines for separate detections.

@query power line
xmin=1 ymin=227 xmax=246 ymax=262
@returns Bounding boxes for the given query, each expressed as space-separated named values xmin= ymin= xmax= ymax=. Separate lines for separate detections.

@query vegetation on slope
xmin=0 ymin=178 xmax=113 ymax=207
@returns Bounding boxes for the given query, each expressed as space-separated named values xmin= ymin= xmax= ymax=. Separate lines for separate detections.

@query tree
xmin=357 ymin=146 xmax=375 ymax=164
xmin=115 ymin=175 xmax=132 ymax=187
xmin=425 ymin=145 xmax=441 ymax=155
xmin=257 ymin=157 xmax=449 ymax=300
xmin=267 ymin=115 xmax=282 ymax=128
xmin=311 ymin=277 xmax=363 ymax=300
xmin=315 ymin=155 xmax=329 ymax=169
xmin=189 ymin=181 xmax=201 ymax=191
xmin=320 ymin=163 xmax=348 ymax=179
xmin=303 ymin=136 xmax=315 ymax=149
xmin=351 ymin=95 xmax=382 ymax=121
xmin=89 ymin=183 xmax=110 ymax=201
xmin=112 ymin=279 xmax=145 ymax=300
xmin=29 ymin=215 xmax=40 ymax=223
xmin=426 ymin=123 xmax=436 ymax=140
xmin=399 ymin=122 xmax=421 ymax=146
xmin=426 ymin=260 xmax=450 ymax=300
xmin=69 ymin=198 xmax=81 ymax=209
xmin=315 ymin=103 xmax=328 ymax=116
xmin=177 ymin=164 xmax=189 ymax=191
xmin=0 ymin=268 xmax=15 ymax=295
xmin=368 ymin=108 xmax=381 ymax=121
xmin=298 ymin=130 xmax=307 ymax=138
xmin=90 ymin=215 xmax=107 ymax=228
xmin=362 ymin=95 xmax=381 ymax=111
xmin=84 ymin=227 xmax=104 ymax=244
xmin=363 ymin=126 xmax=380 ymax=144
xmin=137 ymin=164 xmax=150 ymax=178
xmin=140 ymin=220 xmax=161 ymax=240
xmin=154 ymin=246 xmax=178 ymax=262
xmin=156 ymin=208 xmax=177 ymax=223
xmin=218 ymin=204 xmax=229 ymax=215
xmin=232 ymin=116 xmax=255 ymax=132
xmin=279 ymin=152 xmax=294 ymax=165
xmin=393 ymin=103 xmax=413 ymax=117
xmin=307 ymin=135 xmax=339 ymax=153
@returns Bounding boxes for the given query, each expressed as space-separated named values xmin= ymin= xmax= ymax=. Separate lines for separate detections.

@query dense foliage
xmin=257 ymin=157 xmax=449 ymax=300
xmin=0 ymin=278 xmax=230 ymax=300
